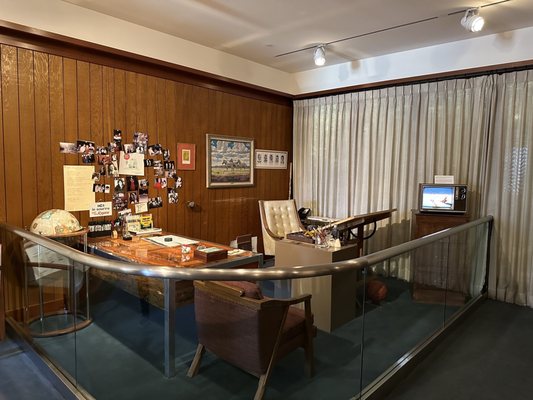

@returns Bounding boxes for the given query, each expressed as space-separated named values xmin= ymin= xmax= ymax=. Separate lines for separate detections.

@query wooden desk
xmin=89 ymin=233 xmax=262 ymax=377
xmin=90 ymin=235 xmax=259 ymax=308
xmin=275 ymin=239 xmax=359 ymax=332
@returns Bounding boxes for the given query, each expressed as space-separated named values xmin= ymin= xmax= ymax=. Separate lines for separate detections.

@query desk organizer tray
xmin=286 ymin=232 xmax=315 ymax=244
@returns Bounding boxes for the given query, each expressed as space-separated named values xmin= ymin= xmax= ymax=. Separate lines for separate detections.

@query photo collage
xmin=60 ymin=129 xmax=183 ymax=219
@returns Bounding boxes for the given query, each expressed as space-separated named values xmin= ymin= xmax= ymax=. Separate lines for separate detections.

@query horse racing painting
xmin=206 ymin=134 xmax=254 ymax=188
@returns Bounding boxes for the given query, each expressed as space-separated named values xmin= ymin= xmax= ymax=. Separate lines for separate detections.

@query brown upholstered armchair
xmin=187 ymin=280 xmax=315 ymax=400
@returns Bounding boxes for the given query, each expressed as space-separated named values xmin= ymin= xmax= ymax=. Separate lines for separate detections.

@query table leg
xmin=163 ymin=278 xmax=176 ymax=377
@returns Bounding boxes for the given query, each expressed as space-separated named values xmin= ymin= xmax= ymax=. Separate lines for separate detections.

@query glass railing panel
xmin=0 ymin=230 xmax=79 ymax=386
xmin=359 ymin=248 xmax=447 ymax=393
xmin=443 ymin=222 xmax=489 ymax=322
xmin=72 ymin=269 xmax=197 ymax=399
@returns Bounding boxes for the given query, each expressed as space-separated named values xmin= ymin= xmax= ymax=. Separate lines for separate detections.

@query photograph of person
xmin=129 ymin=192 xmax=139 ymax=204
xmin=163 ymin=148 xmax=170 ymax=160
xmin=148 ymin=144 xmax=162 ymax=156
xmin=114 ymin=178 xmax=126 ymax=192
xmin=108 ymin=161 xmax=118 ymax=176
xmin=123 ymin=144 xmax=135 ymax=154
xmin=139 ymin=188 xmax=149 ymax=202
xmin=168 ymin=188 xmax=178 ymax=204
xmin=82 ymin=153 xmax=95 ymax=164
xmin=113 ymin=129 xmax=122 ymax=143
xmin=127 ymin=176 xmax=139 ymax=191
xmin=139 ymin=179 xmax=149 ymax=190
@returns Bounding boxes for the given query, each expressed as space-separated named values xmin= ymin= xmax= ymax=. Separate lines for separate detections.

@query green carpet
xmin=35 ymin=277 xmax=459 ymax=400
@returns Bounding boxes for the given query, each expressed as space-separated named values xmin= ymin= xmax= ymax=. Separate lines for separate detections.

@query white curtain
xmin=482 ymin=71 xmax=533 ymax=305
xmin=293 ymin=71 xmax=533 ymax=306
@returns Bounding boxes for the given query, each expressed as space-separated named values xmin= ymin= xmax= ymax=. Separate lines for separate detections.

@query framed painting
xmin=206 ymin=134 xmax=254 ymax=188
xmin=177 ymin=143 xmax=196 ymax=170
xmin=255 ymin=149 xmax=288 ymax=169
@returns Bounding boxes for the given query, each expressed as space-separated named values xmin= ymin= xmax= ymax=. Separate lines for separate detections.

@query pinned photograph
xmin=163 ymin=148 xmax=171 ymax=161
xmin=154 ymin=177 xmax=167 ymax=189
xmin=148 ymin=144 xmax=163 ymax=156
xmin=127 ymin=176 xmax=139 ymax=191
xmin=92 ymin=172 xmax=101 ymax=182
xmin=98 ymin=154 xmax=110 ymax=165
xmin=139 ymin=188 xmax=149 ymax=203
xmin=148 ymin=196 xmax=163 ymax=209
xmin=104 ymin=184 xmax=111 ymax=194
xmin=168 ymin=188 xmax=178 ymax=204
xmin=144 ymin=158 xmax=154 ymax=167
xmin=133 ymin=132 xmax=148 ymax=154
xmin=165 ymin=169 xmax=178 ymax=180
xmin=99 ymin=165 xmax=107 ymax=176
xmin=154 ymin=166 xmax=164 ymax=177
xmin=77 ymin=140 xmax=95 ymax=154
xmin=108 ymin=161 xmax=119 ymax=176
xmin=93 ymin=183 xmax=105 ymax=193
xmin=114 ymin=178 xmax=126 ymax=192
xmin=139 ymin=179 xmax=149 ymax=190
xmin=82 ymin=153 xmax=95 ymax=164
xmin=59 ymin=142 xmax=78 ymax=154
xmin=108 ymin=142 xmax=119 ymax=153
xmin=164 ymin=161 xmax=175 ymax=170
xmin=175 ymin=177 xmax=183 ymax=188
xmin=112 ymin=192 xmax=127 ymax=210
xmin=96 ymin=146 xmax=108 ymax=155
xmin=123 ymin=143 xmax=135 ymax=154
xmin=113 ymin=129 xmax=122 ymax=143
xmin=129 ymin=192 xmax=139 ymax=204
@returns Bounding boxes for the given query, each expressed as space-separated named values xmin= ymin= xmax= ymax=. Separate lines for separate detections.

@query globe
xmin=30 ymin=209 xmax=83 ymax=237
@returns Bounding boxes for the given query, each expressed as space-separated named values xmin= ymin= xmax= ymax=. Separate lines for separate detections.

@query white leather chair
xmin=258 ymin=200 xmax=305 ymax=256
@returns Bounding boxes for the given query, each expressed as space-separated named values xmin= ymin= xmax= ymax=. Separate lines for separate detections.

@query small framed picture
xmin=255 ymin=149 xmax=288 ymax=169
xmin=177 ymin=143 xmax=196 ymax=170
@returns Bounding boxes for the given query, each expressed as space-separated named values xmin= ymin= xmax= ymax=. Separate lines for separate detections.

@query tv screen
xmin=421 ymin=186 xmax=455 ymax=210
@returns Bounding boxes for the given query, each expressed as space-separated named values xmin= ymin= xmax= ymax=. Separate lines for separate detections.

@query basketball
xmin=366 ymin=280 xmax=388 ymax=304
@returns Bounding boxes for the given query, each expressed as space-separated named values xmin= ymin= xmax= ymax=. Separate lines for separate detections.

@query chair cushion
xmin=283 ymin=307 xmax=315 ymax=340
xmin=223 ymin=281 xmax=264 ymax=300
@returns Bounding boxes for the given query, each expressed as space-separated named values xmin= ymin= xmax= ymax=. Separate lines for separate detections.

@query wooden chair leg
xmin=187 ymin=343 xmax=205 ymax=378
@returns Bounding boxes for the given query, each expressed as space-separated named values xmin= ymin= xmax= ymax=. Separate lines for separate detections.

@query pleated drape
xmin=293 ymin=71 xmax=533 ymax=305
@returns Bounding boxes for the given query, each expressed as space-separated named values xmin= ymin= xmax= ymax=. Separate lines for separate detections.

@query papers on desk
xmin=143 ymin=235 xmax=198 ymax=247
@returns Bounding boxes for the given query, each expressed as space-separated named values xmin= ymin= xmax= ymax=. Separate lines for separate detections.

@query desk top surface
xmin=89 ymin=233 xmax=259 ymax=269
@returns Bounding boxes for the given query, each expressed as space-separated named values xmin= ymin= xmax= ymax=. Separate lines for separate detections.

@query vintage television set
xmin=418 ymin=183 xmax=468 ymax=214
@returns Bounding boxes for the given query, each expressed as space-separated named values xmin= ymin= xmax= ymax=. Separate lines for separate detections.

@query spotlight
xmin=313 ymin=45 xmax=326 ymax=66
xmin=461 ymin=8 xmax=485 ymax=32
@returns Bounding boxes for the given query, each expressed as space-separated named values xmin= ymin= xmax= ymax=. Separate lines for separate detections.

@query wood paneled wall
xmin=0 ymin=40 xmax=292 ymax=249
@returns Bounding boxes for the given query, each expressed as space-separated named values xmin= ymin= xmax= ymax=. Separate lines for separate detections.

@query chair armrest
xmin=262 ymin=293 xmax=312 ymax=308
xmin=262 ymin=225 xmax=284 ymax=241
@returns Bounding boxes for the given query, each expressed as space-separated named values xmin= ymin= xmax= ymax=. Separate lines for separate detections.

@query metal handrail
xmin=0 ymin=215 xmax=493 ymax=281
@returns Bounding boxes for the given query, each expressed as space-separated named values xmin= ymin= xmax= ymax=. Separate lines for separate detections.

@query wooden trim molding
xmin=0 ymin=20 xmax=292 ymax=106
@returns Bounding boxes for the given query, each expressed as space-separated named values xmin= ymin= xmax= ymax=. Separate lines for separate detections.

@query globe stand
xmin=23 ymin=223 xmax=92 ymax=337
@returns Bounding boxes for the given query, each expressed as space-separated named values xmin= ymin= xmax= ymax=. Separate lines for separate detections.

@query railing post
xmin=163 ymin=278 xmax=176 ymax=377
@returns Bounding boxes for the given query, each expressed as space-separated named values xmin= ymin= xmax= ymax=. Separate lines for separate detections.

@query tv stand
xmin=411 ymin=211 xmax=470 ymax=305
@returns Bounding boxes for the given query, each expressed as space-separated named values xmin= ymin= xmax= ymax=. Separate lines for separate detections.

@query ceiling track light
xmin=461 ymin=7 xmax=485 ymax=32
xmin=314 ymin=45 xmax=326 ymax=66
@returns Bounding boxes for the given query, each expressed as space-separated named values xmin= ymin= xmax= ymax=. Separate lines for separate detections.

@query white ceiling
xmin=62 ymin=0 xmax=533 ymax=73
